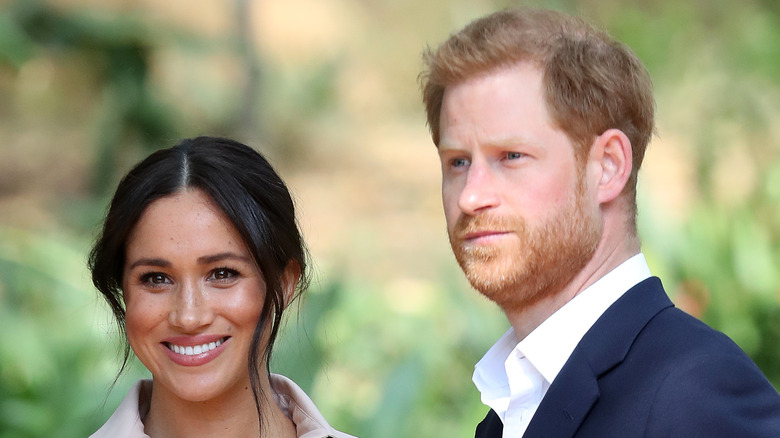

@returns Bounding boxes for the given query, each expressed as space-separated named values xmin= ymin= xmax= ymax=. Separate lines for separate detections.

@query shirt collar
xmin=519 ymin=253 xmax=651 ymax=385
xmin=472 ymin=328 xmax=520 ymax=405
xmin=473 ymin=253 xmax=651 ymax=398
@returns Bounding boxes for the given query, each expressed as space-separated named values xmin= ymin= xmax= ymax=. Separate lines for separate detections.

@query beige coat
xmin=90 ymin=374 xmax=355 ymax=438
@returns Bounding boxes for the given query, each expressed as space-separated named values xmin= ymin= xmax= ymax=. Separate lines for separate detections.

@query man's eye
xmin=506 ymin=152 xmax=525 ymax=160
xmin=451 ymin=158 xmax=469 ymax=167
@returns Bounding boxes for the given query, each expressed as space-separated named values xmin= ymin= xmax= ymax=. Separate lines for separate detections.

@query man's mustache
xmin=452 ymin=214 xmax=526 ymax=241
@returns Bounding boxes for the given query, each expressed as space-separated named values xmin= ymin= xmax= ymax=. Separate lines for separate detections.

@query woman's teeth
xmin=167 ymin=338 xmax=226 ymax=356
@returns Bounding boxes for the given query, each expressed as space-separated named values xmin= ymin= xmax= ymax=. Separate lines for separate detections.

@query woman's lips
xmin=161 ymin=335 xmax=230 ymax=367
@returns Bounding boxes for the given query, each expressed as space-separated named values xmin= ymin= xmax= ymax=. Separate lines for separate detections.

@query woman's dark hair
xmin=88 ymin=136 xmax=309 ymax=428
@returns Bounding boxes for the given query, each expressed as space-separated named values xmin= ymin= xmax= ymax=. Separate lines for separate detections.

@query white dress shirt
xmin=472 ymin=253 xmax=652 ymax=438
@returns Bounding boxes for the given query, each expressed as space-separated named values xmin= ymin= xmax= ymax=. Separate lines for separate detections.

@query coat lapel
xmin=523 ymin=277 xmax=673 ymax=438
xmin=522 ymin=348 xmax=600 ymax=438
xmin=475 ymin=409 xmax=503 ymax=438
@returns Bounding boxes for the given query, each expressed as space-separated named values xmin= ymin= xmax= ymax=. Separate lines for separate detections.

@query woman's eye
xmin=209 ymin=268 xmax=239 ymax=281
xmin=140 ymin=272 xmax=171 ymax=287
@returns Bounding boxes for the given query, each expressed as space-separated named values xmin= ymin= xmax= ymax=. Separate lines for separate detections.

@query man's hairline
xmin=431 ymin=59 xmax=588 ymax=159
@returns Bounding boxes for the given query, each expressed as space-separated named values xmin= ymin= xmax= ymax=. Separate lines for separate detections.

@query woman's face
xmin=122 ymin=189 xmax=264 ymax=403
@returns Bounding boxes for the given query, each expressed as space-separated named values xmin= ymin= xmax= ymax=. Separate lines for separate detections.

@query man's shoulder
xmin=636 ymin=301 xmax=752 ymax=364
xmin=574 ymin=284 xmax=780 ymax=437
xmin=600 ymin=280 xmax=759 ymax=373
xmin=638 ymin=308 xmax=780 ymax=436
xmin=583 ymin=276 xmax=775 ymax=397
xmin=591 ymin=276 xmax=746 ymax=363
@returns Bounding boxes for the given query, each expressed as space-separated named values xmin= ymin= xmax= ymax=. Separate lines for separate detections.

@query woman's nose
xmin=168 ymin=281 xmax=214 ymax=332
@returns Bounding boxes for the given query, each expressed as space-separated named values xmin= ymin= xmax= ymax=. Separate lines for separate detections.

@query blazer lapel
xmin=475 ymin=409 xmax=503 ymax=438
xmin=522 ymin=348 xmax=600 ymax=438
xmin=523 ymin=277 xmax=673 ymax=438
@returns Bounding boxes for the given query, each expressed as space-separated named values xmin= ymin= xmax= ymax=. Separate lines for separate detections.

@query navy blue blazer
xmin=475 ymin=277 xmax=780 ymax=437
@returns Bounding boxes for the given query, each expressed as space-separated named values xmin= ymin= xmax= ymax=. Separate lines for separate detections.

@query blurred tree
xmin=0 ymin=0 xmax=179 ymax=195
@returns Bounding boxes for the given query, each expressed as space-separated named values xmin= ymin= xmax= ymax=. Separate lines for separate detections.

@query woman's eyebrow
xmin=197 ymin=252 xmax=251 ymax=265
xmin=127 ymin=258 xmax=171 ymax=270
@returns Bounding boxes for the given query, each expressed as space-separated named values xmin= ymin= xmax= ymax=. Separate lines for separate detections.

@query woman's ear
xmin=281 ymin=260 xmax=301 ymax=308
xmin=591 ymin=128 xmax=633 ymax=204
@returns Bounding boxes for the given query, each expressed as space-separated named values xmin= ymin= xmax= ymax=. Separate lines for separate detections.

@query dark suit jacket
xmin=475 ymin=277 xmax=780 ymax=437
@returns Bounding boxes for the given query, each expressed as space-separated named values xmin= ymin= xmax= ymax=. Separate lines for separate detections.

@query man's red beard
xmin=449 ymin=178 xmax=602 ymax=314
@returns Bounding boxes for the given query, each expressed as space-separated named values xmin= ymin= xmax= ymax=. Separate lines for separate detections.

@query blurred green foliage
xmin=0 ymin=0 xmax=778 ymax=437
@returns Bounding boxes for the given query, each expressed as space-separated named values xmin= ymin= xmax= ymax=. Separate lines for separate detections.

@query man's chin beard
xmin=450 ymin=192 xmax=601 ymax=314
xmin=459 ymin=247 xmax=589 ymax=313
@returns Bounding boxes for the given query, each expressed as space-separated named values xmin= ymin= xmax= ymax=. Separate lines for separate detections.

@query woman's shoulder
xmin=89 ymin=379 xmax=152 ymax=438
xmin=270 ymin=373 xmax=357 ymax=438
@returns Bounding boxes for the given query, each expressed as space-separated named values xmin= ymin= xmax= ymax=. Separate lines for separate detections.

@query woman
xmin=89 ymin=137 xmax=353 ymax=437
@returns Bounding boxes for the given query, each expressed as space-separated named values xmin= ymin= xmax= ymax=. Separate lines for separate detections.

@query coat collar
xmin=522 ymin=277 xmax=673 ymax=438
xmin=90 ymin=375 xmax=354 ymax=438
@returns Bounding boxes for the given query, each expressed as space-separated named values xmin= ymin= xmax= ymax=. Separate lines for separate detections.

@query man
xmin=419 ymin=8 xmax=780 ymax=437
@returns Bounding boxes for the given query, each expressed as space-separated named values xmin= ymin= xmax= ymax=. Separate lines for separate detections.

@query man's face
xmin=437 ymin=63 xmax=602 ymax=313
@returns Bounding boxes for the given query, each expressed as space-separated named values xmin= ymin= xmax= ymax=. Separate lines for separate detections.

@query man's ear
xmin=591 ymin=128 xmax=633 ymax=204
xmin=281 ymin=260 xmax=301 ymax=308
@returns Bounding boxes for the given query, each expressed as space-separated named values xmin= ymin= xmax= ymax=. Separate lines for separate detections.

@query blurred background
xmin=0 ymin=0 xmax=778 ymax=436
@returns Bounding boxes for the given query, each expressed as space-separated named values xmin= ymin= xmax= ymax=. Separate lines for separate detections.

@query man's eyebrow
xmin=127 ymin=258 xmax=171 ymax=271
xmin=438 ymin=136 xmax=536 ymax=153
xmin=484 ymin=136 xmax=535 ymax=148
xmin=436 ymin=140 xmax=459 ymax=152
xmin=197 ymin=252 xmax=252 ymax=265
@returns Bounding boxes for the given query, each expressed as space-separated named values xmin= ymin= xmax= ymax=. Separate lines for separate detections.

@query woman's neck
xmin=142 ymin=374 xmax=296 ymax=438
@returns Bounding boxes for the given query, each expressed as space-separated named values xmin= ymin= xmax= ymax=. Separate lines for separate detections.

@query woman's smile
xmin=162 ymin=335 xmax=232 ymax=366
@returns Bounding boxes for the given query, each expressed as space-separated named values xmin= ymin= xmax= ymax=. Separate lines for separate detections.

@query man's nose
xmin=458 ymin=162 xmax=500 ymax=215
xmin=169 ymin=281 xmax=214 ymax=332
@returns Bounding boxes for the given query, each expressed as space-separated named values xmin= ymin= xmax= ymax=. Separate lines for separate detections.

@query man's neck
xmin=505 ymin=235 xmax=639 ymax=341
